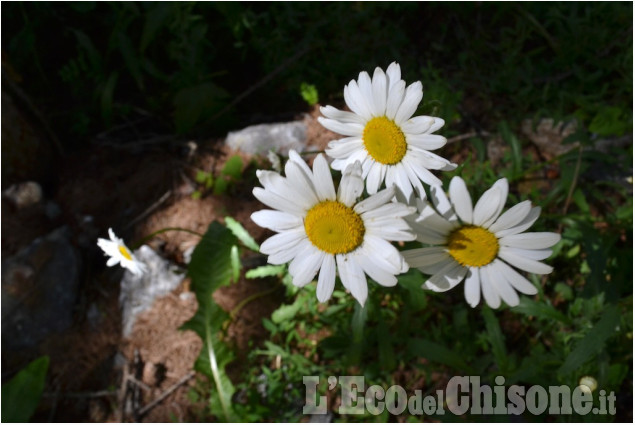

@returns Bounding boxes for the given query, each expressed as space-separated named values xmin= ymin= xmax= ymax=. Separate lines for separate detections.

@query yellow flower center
xmin=304 ymin=201 xmax=365 ymax=254
xmin=118 ymin=245 xmax=133 ymax=261
xmin=447 ymin=225 xmax=499 ymax=267
xmin=363 ymin=116 xmax=407 ymax=165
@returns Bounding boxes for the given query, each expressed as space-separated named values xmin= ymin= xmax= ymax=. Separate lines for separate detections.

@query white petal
xmin=354 ymin=186 xmax=395 ymax=214
xmin=428 ymin=117 xmax=445 ymax=134
xmin=407 ymin=134 xmax=447 ymax=150
xmin=251 ymin=210 xmax=302 ymax=232
xmin=424 ymin=261 xmax=467 ymax=292
xmin=363 ymin=235 xmax=407 ymax=273
xmin=253 ymin=187 xmax=306 ymax=216
xmin=345 ymin=80 xmax=372 ymax=119
xmin=393 ymin=163 xmax=413 ymax=202
xmin=464 ymin=268 xmax=481 ymax=307
xmin=268 ymin=238 xmax=311 ymax=265
xmin=319 ymin=105 xmax=365 ymax=124
xmin=357 ymin=71 xmax=377 ymax=116
xmin=494 ymin=207 xmax=542 ymax=238
xmin=401 ymin=160 xmax=426 ymax=199
xmin=371 ymin=67 xmax=388 ymax=116
xmin=400 ymin=116 xmax=434 ymax=134
xmin=338 ymin=161 xmax=364 ymax=207
xmin=284 ymin=159 xmax=319 ymax=205
xmin=430 ymin=185 xmax=456 ymax=221
xmin=472 ymin=186 xmax=502 ymax=226
xmin=386 ymin=62 xmax=401 ymax=88
xmin=289 ymin=245 xmax=323 ymax=287
xmin=357 ymin=251 xmax=399 ymax=287
xmin=499 ymin=232 xmax=561 ymax=250
xmin=497 ymin=250 xmax=554 ymax=275
xmin=488 ymin=200 xmax=532 ymax=233
xmin=108 ymin=228 xmax=117 ymax=241
xmin=385 ymin=80 xmax=406 ymax=120
xmin=404 ymin=153 xmax=442 ymax=186
xmin=260 ymin=229 xmax=306 ymax=255
xmin=326 ymin=137 xmax=365 ymax=159
xmin=481 ymin=179 xmax=508 ymax=228
xmin=106 ymin=257 xmax=119 ymax=267
xmin=418 ymin=256 xmax=455 ymax=275
xmin=497 ymin=260 xmax=538 ymax=295
xmin=366 ymin=161 xmax=383 ymax=195
xmin=337 ymin=254 xmax=368 ymax=306
xmin=499 ymin=246 xmax=553 ymax=261
xmin=487 ymin=261 xmax=520 ymax=307
xmin=402 ymin=247 xmax=450 ymax=268
xmin=480 ymin=265 xmax=501 ymax=309
xmin=312 ymin=154 xmax=336 ymax=201
xmin=316 ymin=255 xmax=336 ymax=302
xmin=317 ymin=117 xmax=364 ymax=136
xmin=394 ymin=81 xmax=423 ymax=124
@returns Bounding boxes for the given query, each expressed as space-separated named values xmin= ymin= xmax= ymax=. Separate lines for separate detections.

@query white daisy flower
xmin=251 ymin=150 xmax=416 ymax=306
xmin=97 ymin=228 xmax=148 ymax=276
xmin=402 ymin=177 xmax=561 ymax=308
xmin=318 ymin=61 xmax=456 ymax=201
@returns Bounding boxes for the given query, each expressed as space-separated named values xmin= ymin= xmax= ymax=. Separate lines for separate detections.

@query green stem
xmin=229 ymin=285 xmax=280 ymax=319
xmin=131 ymin=227 xmax=204 ymax=249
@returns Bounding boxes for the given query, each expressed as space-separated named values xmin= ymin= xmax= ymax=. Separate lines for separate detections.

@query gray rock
xmin=1 ymin=226 xmax=81 ymax=349
xmin=2 ymin=181 xmax=43 ymax=209
xmin=225 ymin=121 xmax=307 ymax=155
xmin=119 ymin=245 xmax=184 ymax=337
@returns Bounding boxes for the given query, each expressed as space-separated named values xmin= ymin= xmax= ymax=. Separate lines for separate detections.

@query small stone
xmin=225 ymin=121 xmax=307 ymax=155
xmin=2 ymin=181 xmax=43 ymax=209
xmin=119 ymin=245 xmax=184 ymax=336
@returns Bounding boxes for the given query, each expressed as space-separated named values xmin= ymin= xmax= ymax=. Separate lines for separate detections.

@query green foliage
xmin=299 ymin=82 xmax=319 ymax=106
xmin=2 ymin=356 xmax=49 ymax=422
xmin=181 ymin=222 xmax=239 ymax=421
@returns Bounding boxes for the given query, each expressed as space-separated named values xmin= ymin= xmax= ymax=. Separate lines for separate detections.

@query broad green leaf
xmin=377 ymin=314 xmax=395 ymax=370
xmin=222 ymin=155 xmax=243 ymax=180
xmin=558 ymin=306 xmax=620 ymax=376
xmin=2 ymin=356 xmax=49 ymax=422
xmin=347 ymin=299 xmax=368 ymax=365
xmin=224 ymin=216 xmax=259 ymax=252
xmin=245 ymin=265 xmax=285 ymax=279
xmin=407 ymin=338 xmax=472 ymax=373
xmin=511 ymin=297 xmax=571 ymax=324
xmin=181 ymin=222 xmax=238 ymax=421
xmin=482 ymin=307 xmax=507 ymax=373
xmin=397 ymin=269 xmax=427 ymax=310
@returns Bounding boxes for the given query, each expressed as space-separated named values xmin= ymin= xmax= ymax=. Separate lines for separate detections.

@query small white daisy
xmin=402 ymin=177 xmax=561 ymax=308
xmin=97 ymin=228 xmax=147 ymax=276
xmin=318 ymin=62 xmax=456 ymax=201
xmin=251 ymin=150 xmax=416 ymax=306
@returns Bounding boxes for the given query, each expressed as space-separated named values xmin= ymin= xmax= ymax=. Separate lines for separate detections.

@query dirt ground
xmin=2 ymin=105 xmax=341 ymax=422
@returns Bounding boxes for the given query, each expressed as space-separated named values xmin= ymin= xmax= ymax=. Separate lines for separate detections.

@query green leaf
xmin=499 ymin=121 xmax=522 ymax=178
xmin=407 ymin=338 xmax=472 ymax=372
xmin=397 ymin=269 xmax=427 ymax=310
xmin=230 ymin=245 xmax=241 ymax=283
xmin=245 ymin=265 xmax=285 ymax=279
xmin=181 ymin=222 xmax=238 ymax=421
xmin=271 ymin=291 xmax=310 ymax=324
xmin=213 ymin=178 xmax=229 ymax=195
xmin=558 ymin=306 xmax=620 ymax=376
xmin=99 ymin=72 xmax=118 ymax=126
xmin=511 ymin=297 xmax=571 ymax=324
xmin=221 ymin=155 xmax=243 ymax=180
xmin=299 ymin=82 xmax=319 ymax=106
xmin=1 ymin=356 xmax=49 ymax=422
xmin=482 ymin=307 xmax=507 ymax=373
xmin=224 ymin=216 xmax=259 ymax=252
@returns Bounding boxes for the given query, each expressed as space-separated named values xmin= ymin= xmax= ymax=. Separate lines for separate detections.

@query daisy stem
xmin=229 ymin=284 xmax=281 ymax=319
xmin=131 ymin=227 xmax=204 ymax=249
